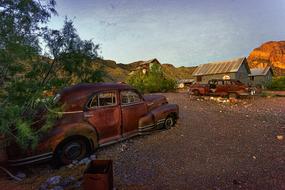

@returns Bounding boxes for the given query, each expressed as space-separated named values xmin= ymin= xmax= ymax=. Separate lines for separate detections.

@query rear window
xmin=88 ymin=92 xmax=116 ymax=108
xmin=121 ymin=91 xmax=141 ymax=105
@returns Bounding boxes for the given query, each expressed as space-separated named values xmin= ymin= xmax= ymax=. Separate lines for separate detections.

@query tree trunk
xmin=0 ymin=137 xmax=8 ymax=164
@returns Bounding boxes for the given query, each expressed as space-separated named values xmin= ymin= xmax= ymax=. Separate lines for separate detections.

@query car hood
xmin=143 ymin=94 xmax=168 ymax=110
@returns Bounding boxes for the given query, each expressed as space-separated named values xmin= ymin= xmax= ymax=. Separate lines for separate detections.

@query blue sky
xmin=48 ymin=0 xmax=285 ymax=67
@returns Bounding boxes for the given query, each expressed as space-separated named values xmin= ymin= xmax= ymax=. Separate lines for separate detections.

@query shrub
xmin=266 ymin=76 xmax=285 ymax=91
xmin=127 ymin=64 xmax=176 ymax=93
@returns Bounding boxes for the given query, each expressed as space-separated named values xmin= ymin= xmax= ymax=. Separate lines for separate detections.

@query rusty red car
xmin=189 ymin=79 xmax=251 ymax=98
xmin=6 ymin=83 xmax=179 ymax=167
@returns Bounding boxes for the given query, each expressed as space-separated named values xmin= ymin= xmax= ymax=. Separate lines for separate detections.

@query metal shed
xmin=192 ymin=57 xmax=251 ymax=84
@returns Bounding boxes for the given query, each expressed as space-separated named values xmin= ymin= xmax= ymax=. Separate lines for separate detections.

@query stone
xmin=50 ymin=186 xmax=64 ymax=190
xmin=15 ymin=171 xmax=26 ymax=179
xmin=46 ymin=176 xmax=62 ymax=186
xmin=60 ymin=176 xmax=76 ymax=188
xmin=90 ymin=154 xmax=97 ymax=160
xmin=79 ymin=157 xmax=91 ymax=165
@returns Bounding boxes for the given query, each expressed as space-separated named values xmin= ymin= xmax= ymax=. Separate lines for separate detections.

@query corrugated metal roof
xmin=192 ymin=57 xmax=246 ymax=76
xmin=249 ymin=66 xmax=272 ymax=76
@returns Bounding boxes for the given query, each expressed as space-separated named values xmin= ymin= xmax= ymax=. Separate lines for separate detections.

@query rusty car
xmin=188 ymin=79 xmax=251 ymax=98
xmin=6 ymin=83 xmax=179 ymax=167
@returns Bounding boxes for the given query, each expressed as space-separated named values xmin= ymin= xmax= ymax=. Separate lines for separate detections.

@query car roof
xmin=59 ymin=83 xmax=135 ymax=101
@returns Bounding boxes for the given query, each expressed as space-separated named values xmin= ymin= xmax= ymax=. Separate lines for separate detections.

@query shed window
xmin=250 ymin=76 xmax=255 ymax=81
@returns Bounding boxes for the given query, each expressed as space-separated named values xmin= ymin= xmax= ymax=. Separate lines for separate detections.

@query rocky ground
xmin=0 ymin=93 xmax=284 ymax=190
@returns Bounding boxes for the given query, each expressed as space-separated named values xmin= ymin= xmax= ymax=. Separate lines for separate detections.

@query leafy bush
xmin=127 ymin=64 xmax=176 ymax=93
xmin=0 ymin=1 xmax=103 ymax=150
xmin=266 ymin=76 xmax=285 ymax=90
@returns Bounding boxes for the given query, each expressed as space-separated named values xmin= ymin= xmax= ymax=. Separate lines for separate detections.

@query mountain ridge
xmin=247 ymin=41 xmax=285 ymax=76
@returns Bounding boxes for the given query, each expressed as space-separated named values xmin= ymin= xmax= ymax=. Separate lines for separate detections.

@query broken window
xmin=88 ymin=92 xmax=116 ymax=108
xmin=121 ymin=91 xmax=141 ymax=105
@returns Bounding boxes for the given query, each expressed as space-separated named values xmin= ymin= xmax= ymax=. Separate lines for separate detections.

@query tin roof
xmin=192 ymin=57 xmax=247 ymax=76
xmin=249 ymin=66 xmax=273 ymax=76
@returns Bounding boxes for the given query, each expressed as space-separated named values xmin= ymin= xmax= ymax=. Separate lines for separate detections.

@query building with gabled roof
xmin=249 ymin=66 xmax=274 ymax=87
xmin=192 ymin=57 xmax=251 ymax=84
xmin=129 ymin=58 xmax=161 ymax=75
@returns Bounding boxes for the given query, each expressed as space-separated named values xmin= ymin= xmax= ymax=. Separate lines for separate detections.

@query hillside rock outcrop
xmin=247 ymin=41 xmax=285 ymax=76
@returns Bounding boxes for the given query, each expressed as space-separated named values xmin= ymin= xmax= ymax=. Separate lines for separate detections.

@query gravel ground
xmin=1 ymin=93 xmax=285 ymax=190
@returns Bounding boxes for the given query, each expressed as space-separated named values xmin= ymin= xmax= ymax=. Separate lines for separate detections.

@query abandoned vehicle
xmin=188 ymin=79 xmax=251 ymax=98
xmin=6 ymin=83 xmax=179 ymax=166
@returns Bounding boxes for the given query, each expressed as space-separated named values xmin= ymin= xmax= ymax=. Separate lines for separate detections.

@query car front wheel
xmin=54 ymin=137 xmax=91 ymax=167
xmin=164 ymin=116 xmax=175 ymax=129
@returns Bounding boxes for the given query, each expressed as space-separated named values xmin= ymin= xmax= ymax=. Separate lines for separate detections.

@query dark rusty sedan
xmin=7 ymin=83 xmax=179 ymax=166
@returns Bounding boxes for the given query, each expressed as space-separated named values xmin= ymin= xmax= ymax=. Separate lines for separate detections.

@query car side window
xmin=224 ymin=80 xmax=231 ymax=85
xmin=218 ymin=81 xmax=224 ymax=85
xmin=88 ymin=92 xmax=116 ymax=108
xmin=121 ymin=91 xmax=141 ymax=105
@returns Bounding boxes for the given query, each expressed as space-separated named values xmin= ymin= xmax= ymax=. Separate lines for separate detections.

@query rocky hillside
xmin=248 ymin=41 xmax=285 ymax=76
xmin=162 ymin=64 xmax=196 ymax=80
xmin=92 ymin=58 xmax=196 ymax=82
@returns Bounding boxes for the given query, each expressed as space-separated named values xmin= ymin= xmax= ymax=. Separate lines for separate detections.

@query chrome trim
xmin=8 ymin=152 xmax=53 ymax=166
xmin=138 ymin=124 xmax=154 ymax=129
xmin=157 ymin=119 xmax=166 ymax=123
xmin=9 ymin=155 xmax=53 ymax=166
xmin=8 ymin=152 xmax=53 ymax=163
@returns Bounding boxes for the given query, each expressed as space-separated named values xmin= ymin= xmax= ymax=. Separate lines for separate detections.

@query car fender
xmin=37 ymin=122 xmax=98 ymax=153
xmin=150 ymin=103 xmax=179 ymax=123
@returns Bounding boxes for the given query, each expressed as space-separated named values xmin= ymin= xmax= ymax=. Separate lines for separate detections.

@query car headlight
xmin=53 ymin=93 xmax=61 ymax=103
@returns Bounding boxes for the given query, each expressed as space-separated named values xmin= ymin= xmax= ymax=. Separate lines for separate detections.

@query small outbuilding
xmin=177 ymin=79 xmax=195 ymax=88
xmin=129 ymin=58 xmax=161 ymax=75
xmin=192 ymin=57 xmax=251 ymax=84
xmin=249 ymin=66 xmax=273 ymax=87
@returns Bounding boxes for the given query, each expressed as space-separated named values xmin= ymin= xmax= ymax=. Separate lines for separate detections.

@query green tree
xmin=127 ymin=64 xmax=176 ymax=93
xmin=0 ymin=1 xmax=103 ymax=149
xmin=0 ymin=0 xmax=57 ymax=149
xmin=42 ymin=18 xmax=103 ymax=86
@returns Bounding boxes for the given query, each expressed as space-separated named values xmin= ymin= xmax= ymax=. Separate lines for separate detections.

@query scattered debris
xmin=276 ymin=135 xmax=283 ymax=141
xmin=39 ymin=175 xmax=79 ymax=190
xmin=46 ymin=176 xmax=62 ymax=186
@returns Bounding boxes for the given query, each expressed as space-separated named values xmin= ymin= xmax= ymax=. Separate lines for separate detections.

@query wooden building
xmin=249 ymin=66 xmax=273 ymax=87
xmin=192 ymin=57 xmax=251 ymax=84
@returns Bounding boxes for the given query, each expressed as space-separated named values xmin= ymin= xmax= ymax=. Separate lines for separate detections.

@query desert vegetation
xmin=266 ymin=76 xmax=285 ymax=91
xmin=126 ymin=63 xmax=176 ymax=93
xmin=0 ymin=0 xmax=103 ymax=149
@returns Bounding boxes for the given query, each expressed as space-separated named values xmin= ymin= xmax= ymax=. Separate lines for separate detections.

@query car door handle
xmin=84 ymin=114 xmax=94 ymax=118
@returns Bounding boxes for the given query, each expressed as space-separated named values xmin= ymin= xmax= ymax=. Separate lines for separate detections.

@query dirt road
xmin=1 ymin=93 xmax=284 ymax=189
xmin=104 ymin=93 xmax=285 ymax=189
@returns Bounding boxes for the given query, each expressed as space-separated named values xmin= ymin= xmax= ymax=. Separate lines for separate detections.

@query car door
xmin=84 ymin=91 xmax=121 ymax=144
xmin=120 ymin=90 xmax=148 ymax=136
xmin=215 ymin=80 xmax=226 ymax=96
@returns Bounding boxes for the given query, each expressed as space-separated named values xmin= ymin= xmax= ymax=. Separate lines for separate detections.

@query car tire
xmin=53 ymin=137 xmax=91 ymax=167
xmin=164 ymin=116 xmax=175 ymax=129
xmin=229 ymin=92 xmax=238 ymax=99
xmin=193 ymin=90 xmax=200 ymax=96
